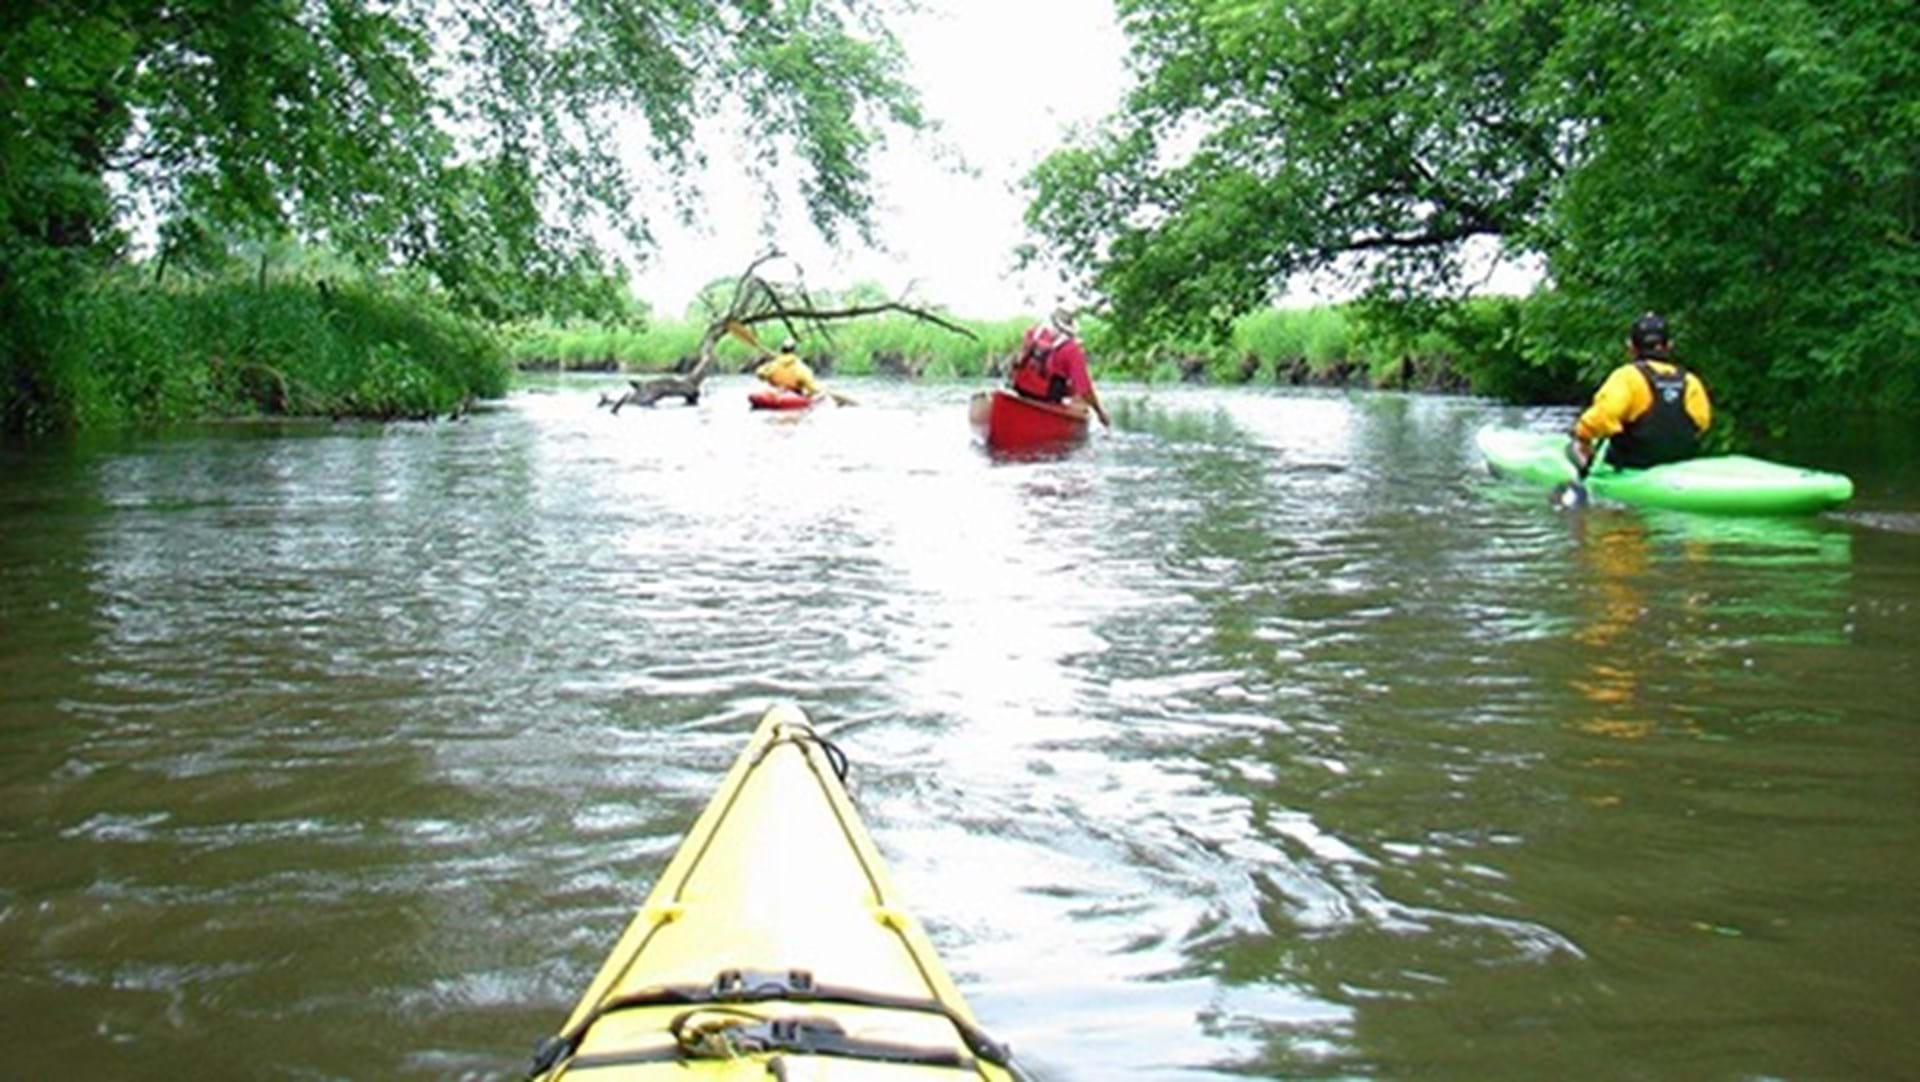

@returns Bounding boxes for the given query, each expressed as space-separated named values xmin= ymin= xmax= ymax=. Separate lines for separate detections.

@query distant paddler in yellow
xmin=755 ymin=338 xmax=823 ymax=397
xmin=743 ymin=327 xmax=856 ymax=406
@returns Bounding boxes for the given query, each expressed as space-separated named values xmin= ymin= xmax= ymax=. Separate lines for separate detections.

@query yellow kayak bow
xmin=528 ymin=704 xmax=1023 ymax=1080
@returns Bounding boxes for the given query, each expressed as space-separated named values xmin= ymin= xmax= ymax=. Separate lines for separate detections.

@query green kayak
xmin=1474 ymin=426 xmax=1854 ymax=515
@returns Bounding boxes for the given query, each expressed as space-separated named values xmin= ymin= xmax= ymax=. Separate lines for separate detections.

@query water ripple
xmin=1 ymin=381 xmax=1913 ymax=1080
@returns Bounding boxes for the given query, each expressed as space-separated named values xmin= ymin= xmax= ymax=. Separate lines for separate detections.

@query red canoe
xmin=969 ymin=389 xmax=1090 ymax=451
xmin=748 ymin=390 xmax=816 ymax=411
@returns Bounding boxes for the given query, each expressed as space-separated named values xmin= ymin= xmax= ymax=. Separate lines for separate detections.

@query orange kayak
xmin=748 ymin=390 xmax=816 ymax=411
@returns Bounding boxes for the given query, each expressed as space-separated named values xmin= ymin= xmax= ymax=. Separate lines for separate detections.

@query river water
xmin=2 ymin=378 xmax=1915 ymax=1080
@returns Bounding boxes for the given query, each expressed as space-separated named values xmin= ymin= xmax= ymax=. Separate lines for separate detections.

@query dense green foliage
xmin=3 ymin=0 xmax=922 ymax=432
xmin=1024 ymin=0 xmax=1918 ymax=431
xmin=44 ymin=270 xmax=506 ymax=427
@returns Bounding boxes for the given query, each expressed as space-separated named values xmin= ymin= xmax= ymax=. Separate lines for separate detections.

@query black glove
xmin=1565 ymin=439 xmax=1594 ymax=477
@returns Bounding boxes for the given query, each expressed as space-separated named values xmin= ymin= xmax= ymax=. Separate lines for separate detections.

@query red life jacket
xmin=1010 ymin=325 xmax=1073 ymax=402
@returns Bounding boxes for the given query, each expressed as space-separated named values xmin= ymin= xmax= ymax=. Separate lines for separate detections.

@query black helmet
xmin=1629 ymin=312 xmax=1671 ymax=357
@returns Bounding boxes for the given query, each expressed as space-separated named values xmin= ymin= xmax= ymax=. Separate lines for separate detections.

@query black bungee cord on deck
xmin=527 ymin=722 xmax=1033 ymax=1081
xmin=751 ymin=726 xmax=851 ymax=784
xmin=528 ymin=968 xmax=1025 ymax=1076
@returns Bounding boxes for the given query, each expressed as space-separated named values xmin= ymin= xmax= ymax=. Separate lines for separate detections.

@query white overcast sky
xmin=619 ymin=0 xmax=1539 ymax=320
xmin=622 ymin=0 xmax=1131 ymax=320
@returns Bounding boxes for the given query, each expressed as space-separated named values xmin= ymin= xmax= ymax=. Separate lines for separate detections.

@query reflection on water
xmin=1 ymin=380 xmax=1916 ymax=1080
xmin=1564 ymin=510 xmax=1857 ymax=740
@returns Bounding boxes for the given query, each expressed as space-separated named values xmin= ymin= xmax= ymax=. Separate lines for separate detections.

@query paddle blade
xmin=724 ymin=319 xmax=763 ymax=350
xmin=1549 ymin=481 xmax=1589 ymax=511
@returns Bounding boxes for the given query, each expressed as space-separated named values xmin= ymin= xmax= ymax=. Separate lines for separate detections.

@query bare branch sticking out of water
xmin=600 ymin=250 xmax=977 ymax=413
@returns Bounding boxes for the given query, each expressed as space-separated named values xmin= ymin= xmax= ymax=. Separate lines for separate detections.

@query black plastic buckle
xmin=711 ymin=968 xmax=815 ymax=999
xmin=735 ymin=1016 xmax=845 ymax=1054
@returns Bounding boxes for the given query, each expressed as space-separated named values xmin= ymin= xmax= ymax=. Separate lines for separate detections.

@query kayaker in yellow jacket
xmin=755 ymin=339 xmax=822 ymax=397
xmin=1569 ymin=312 xmax=1712 ymax=472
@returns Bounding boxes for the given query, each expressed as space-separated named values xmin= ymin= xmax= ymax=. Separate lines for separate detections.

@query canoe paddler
xmin=755 ymin=338 xmax=823 ymax=398
xmin=1009 ymin=304 xmax=1111 ymax=428
xmin=1568 ymin=311 xmax=1712 ymax=473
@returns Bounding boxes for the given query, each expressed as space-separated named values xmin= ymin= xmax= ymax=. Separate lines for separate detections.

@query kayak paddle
xmin=1551 ymin=439 xmax=1601 ymax=511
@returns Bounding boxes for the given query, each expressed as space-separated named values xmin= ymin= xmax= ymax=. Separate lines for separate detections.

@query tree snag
xmin=600 ymin=251 xmax=977 ymax=412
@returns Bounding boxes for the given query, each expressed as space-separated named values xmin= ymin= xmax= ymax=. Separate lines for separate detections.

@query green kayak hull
xmin=1474 ymin=426 xmax=1853 ymax=515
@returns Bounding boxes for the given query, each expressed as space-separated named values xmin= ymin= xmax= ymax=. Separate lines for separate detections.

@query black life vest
xmin=1606 ymin=360 xmax=1700 ymax=469
xmin=1009 ymin=326 xmax=1073 ymax=402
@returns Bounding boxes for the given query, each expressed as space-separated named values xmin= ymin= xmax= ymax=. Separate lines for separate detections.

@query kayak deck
xmin=529 ymin=705 xmax=1018 ymax=1080
xmin=1474 ymin=425 xmax=1853 ymax=515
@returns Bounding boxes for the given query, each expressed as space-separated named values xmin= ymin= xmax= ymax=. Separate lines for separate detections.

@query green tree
xmin=1024 ymin=0 xmax=1917 ymax=420
xmin=1532 ymin=0 xmax=1919 ymax=423
xmin=2 ymin=0 xmax=924 ymax=430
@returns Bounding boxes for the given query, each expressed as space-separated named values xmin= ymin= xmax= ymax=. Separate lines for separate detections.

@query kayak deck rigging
xmin=527 ymin=705 xmax=1024 ymax=1080
xmin=531 ymin=968 xmax=1017 ymax=1075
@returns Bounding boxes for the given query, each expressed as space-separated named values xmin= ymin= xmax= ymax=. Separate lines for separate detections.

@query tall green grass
xmin=504 ymin=312 xmax=1030 ymax=379
xmin=804 ymin=315 xmax=1029 ymax=378
xmin=44 ymin=270 xmax=506 ymax=427
xmin=500 ymin=296 xmax=1585 ymax=400
xmin=6 ymin=256 xmax=1583 ymax=436
xmin=505 ymin=319 xmax=703 ymax=371
xmin=1235 ymin=307 xmax=1355 ymax=367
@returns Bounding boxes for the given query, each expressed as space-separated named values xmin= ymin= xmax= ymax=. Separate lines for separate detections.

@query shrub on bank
xmin=44 ymin=272 xmax=506 ymax=427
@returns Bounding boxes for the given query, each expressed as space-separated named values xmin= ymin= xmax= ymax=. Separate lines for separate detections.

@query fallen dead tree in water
xmin=599 ymin=252 xmax=976 ymax=413
xmin=598 ymin=374 xmax=701 ymax=413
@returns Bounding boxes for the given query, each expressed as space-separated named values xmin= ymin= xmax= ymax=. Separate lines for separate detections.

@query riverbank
xmin=505 ymin=298 xmax=1578 ymax=399
xmin=13 ymin=272 xmax=1540 ymax=434
xmin=3 ymin=271 xmax=509 ymax=434
xmin=25 ymin=277 xmax=1897 ymax=442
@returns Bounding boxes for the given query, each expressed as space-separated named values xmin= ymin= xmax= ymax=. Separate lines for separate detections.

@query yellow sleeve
xmin=790 ymin=359 xmax=820 ymax=396
xmin=1574 ymin=365 xmax=1651 ymax=442
xmin=1685 ymin=373 xmax=1712 ymax=433
xmin=756 ymin=355 xmax=821 ymax=395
